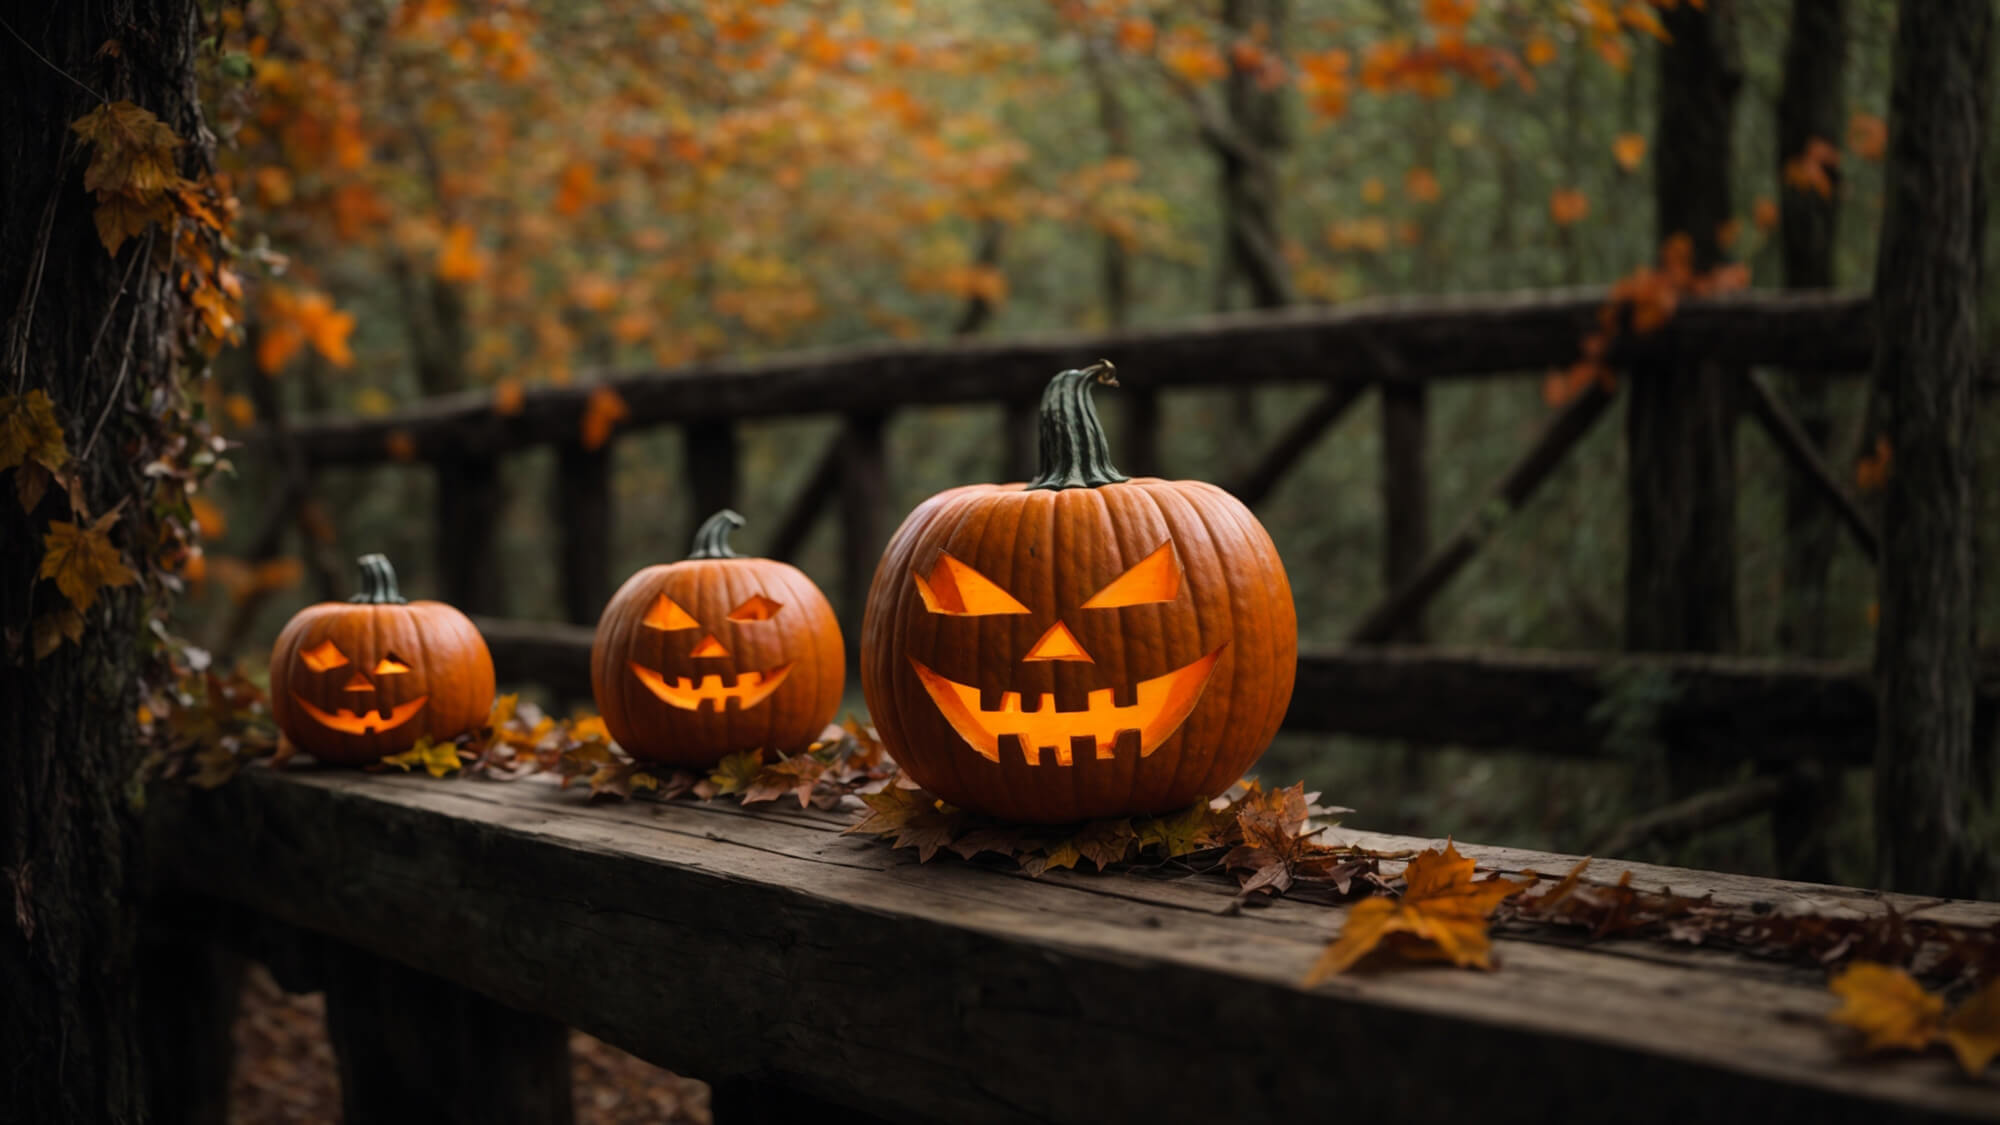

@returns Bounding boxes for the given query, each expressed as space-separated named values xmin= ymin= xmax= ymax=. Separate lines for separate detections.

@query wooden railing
xmin=263 ymin=287 xmax=1875 ymax=639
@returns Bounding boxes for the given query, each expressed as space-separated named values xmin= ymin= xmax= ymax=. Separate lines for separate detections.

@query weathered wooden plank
xmin=1740 ymin=368 xmax=1879 ymax=559
xmin=277 ymin=290 xmax=1873 ymax=465
xmin=148 ymin=770 xmax=2000 ymax=1124
xmin=468 ymin=617 xmax=2000 ymax=763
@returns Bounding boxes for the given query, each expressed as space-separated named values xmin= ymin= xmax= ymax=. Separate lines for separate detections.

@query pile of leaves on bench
xmin=143 ymin=663 xmax=2000 ymax=1081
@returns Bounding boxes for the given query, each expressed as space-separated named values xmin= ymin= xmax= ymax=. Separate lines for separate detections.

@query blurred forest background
xmin=183 ymin=0 xmax=2000 ymax=883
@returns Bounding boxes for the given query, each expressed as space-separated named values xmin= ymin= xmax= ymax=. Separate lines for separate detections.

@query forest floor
xmin=228 ymin=964 xmax=710 ymax=1123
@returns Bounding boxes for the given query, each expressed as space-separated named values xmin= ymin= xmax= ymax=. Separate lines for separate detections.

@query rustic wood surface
xmin=468 ymin=618 xmax=1999 ymax=763
xmin=149 ymin=769 xmax=2000 ymax=1124
xmin=276 ymin=288 xmax=1873 ymax=465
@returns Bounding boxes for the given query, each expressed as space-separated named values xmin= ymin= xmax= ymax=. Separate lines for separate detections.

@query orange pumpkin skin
xmin=862 ymin=365 xmax=1297 ymax=823
xmin=592 ymin=511 xmax=844 ymax=767
xmin=269 ymin=555 xmax=495 ymax=766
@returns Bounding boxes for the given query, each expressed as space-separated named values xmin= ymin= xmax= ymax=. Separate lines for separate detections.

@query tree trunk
xmin=1215 ymin=0 xmax=1291 ymax=469
xmin=1769 ymin=0 xmax=1848 ymax=884
xmin=1 ymin=0 xmax=205 ymax=1120
xmin=1628 ymin=0 xmax=1742 ymax=801
xmin=1870 ymin=0 xmax=1991 ymax=898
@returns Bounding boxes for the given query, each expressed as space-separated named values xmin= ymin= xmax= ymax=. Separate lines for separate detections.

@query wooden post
xmin=324 ymin=943 xmax=574 ymax=1125
xmin=766 ymin=435 xmax=844 ymax=562
xmin=839 ymin=413 xmax=889 ymax=658
xmin=1123 ymin=390 xmax=1162 ymax=478
xmin=138 ymin=931 xmax=244 ymax=1125
xmin=684 ymin=419 xmax=740 ymax=544
xmin=1870 ymin=0 xmax=1992 ymax=897
xmin=1629 ymin=0 xmax=1742 ymax=802
xmin=1226 ymin=383 xmax=1369 ymax=508
xmin=556 ymin=444 xmax=611 ymax=626
xmin=1002 ymin=400 xmax=1036 ymax=482
xmin=1379 ymin=383 xmax=1430 ymax=643
xmin=435 ymin=456 xmax=505 ymax=615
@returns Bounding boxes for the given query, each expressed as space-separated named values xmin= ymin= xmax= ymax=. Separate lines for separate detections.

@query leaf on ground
xmin=379 ymin=736 xmax=462 ymax=779
xmin=698 ymin=749 xmax=764 ymax=799
xmin=40 ymin=507 xmax=137 ymax=611
xmin=1305 ymin=841 xmax=1533 ymax=982
xmin=1827 ymin=962 xmax=1943 ymax=1054
xmin=1021 ymin=840 xmax=1082 ymax=877
xmin=1136 ymin=802 xmax=1230 ymax=858
xmin=589 ymin=760 xmax=659 ymax=799
xmin=740 ymin=754 xmax=826 ymax=808
xmin=1067 ymin=818 xmax=1136 ymax=869
xmin=846 ymin=786 xmax=961 ymax=861
xmin=1944 ymin=976 xmax=2000 ymax=1077
xmin=947 ymin=824 xmax=1039 ymax=861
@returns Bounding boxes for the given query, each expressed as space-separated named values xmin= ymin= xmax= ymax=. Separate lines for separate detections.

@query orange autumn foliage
xmin=1305 ymin=841 xmax=1532 ymax=981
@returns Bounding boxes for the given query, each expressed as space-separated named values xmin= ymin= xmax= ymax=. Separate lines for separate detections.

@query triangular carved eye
xmin=302 ymin=640 xmax=349 ymax=671
xmin=728 ymin=595 xmax=783 ymax=622
xmin=642 ymin=594 xmax=700 ymax=631
xmin=1082 ymin=541 xmax=1181 ymax=608
xmin=914 ymin=552 xmax=1030 ymax=616
xmin=373 ymin=655 xmax=411 ymax=675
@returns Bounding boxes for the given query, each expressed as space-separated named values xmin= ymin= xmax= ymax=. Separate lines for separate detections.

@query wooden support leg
xmin=138 ymin=931 xmax=244 ymax=1125
xmin=436 ymin=456 xmax=505 ymax=616
xmin=766 ymin=433 xmax=845 ymax=562
xmin=839 ymin=413 xmax=889 ymax=661
xmin=555 ymin=444 xmax=611 ymax=626
xmin=324 ymin=944 xmax=573 ymax=1125
xmin=1379 ymin=382 xmax=1430 ymax=644
xmin=684 ymin=420 xmax=740 ymax=545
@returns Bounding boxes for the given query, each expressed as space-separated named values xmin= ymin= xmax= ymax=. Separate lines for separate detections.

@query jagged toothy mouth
xmin=910 ymin=647 xmax=1223 ymax=766
xmin=630 ymin=663 xmax=793 ymax=712
xmin=293 ymin=694 xmax=429 ymax=734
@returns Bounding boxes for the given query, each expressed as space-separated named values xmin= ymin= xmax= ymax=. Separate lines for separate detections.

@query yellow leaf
xmin=1306 ymin=841 xmax=1531 ymax=982
xmin=91 ymin=191 xmax=169 ymax=257
xmin=380 ymin=736 xmax=462 ymax=778
xmin=0 ymin=390 xmax=69 ymax=473
xmin=40 ymin=508 xmax=137 ymax=612
xmin=706 ymin=749 xmax=765 ymax=797
xmin=1827 ymin=962 xmax=1943 ymax=1053
xmin=1944 ymin=976 xmax=2000 ymax=1077
xmin=71 ymin=101 xmax=181 ymax=198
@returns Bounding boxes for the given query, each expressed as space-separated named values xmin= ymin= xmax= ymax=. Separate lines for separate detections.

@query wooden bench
xmin=146 ymin=768 xmax=2000 ymax=1123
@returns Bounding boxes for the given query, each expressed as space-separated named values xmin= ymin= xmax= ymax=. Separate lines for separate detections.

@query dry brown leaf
xmin=1305 ymin=841 xmax=1532 ymax=982
xmin=40 ymin=507 xmax=137 ymax=611
xmin=1943 ymin=976 xmax=2000 ymax=1077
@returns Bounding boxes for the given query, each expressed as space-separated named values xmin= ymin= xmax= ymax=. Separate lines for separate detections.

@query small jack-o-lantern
xmin=591 ymin=510 xmax=844 ymax=766
xmin=269 ymin=554 xmax=496 ymax=765
xmin=861 ymin=362 xmax=1297 ymax=823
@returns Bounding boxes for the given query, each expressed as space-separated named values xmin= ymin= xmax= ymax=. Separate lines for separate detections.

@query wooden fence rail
xmin=144 ymin=769 xmax=2000 ymax=1124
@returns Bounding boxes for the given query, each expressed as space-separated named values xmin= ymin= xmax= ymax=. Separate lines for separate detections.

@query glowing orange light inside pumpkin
xmin=910 ymin=648 xmax=1221 ymax=766
xmin=689 ymin=634 xmax=730 ymax=658
xmin=302 ymin=639 xmax=349 ymax=671
xmin=1023 ymin=620 xmax=1092 ymax=663
xmin=912 ymin=552 xmax=1030 ymax=616
xmin=373 ymin=655 xmax=411 ymax=674
xmin=1081 ymin=541 xmax=1181 ymax=608
xmin=727 ymin=594 xmax=784 ymax=621
xmin=643 ymin=594 xmax=700 ymax=630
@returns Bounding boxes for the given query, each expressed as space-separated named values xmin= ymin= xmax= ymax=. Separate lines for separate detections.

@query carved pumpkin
xmin=592 ymin=510 xmax=844 ymax=766
xmin=269 ymin=554 xmax=496 ymax=765
xmin=862 ymin=362 xmax=1297 ymax=823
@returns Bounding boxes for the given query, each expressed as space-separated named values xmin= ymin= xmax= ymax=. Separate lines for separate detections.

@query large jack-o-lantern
xmin=862 ymin=362 xmax=1297 ymax=823
xmin=269 ymin=554 xmax=496 ymax=765
xmin=591 ymin=510 xmax=844 ymax=766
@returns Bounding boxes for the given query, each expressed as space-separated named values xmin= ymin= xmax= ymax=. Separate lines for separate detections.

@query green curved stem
xmin=688 ymin=509 xmax=747 ymax=559
xmin=1026 ymin=359 xmax=1129 ymax=491
xmin=349 ymin=554 xmax=408 ymax=604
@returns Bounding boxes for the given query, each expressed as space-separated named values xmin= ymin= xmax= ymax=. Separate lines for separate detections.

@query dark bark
xmin=1215 ymin=0 xmax=1293 ymax=311
xmin=0 ymin=1 xmax=205 ymax=1120
xmin=1629 ymin=0 xmax=1743 ymax=802
xmin=1871 ymin=0 xmax=1992 ymax=897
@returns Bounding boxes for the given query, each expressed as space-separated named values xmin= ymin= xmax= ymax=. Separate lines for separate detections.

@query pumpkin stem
xmin=687 ymin=509 xmax=747 ymax=559
xmin=349 ymin=554 xmax=408 ymax=604
xmin=1026 ymin=359 xmax=1129 ymax=491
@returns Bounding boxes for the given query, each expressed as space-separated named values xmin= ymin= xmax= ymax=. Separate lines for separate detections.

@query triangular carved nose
xmin=690 ymin=634 xmax=730 ymax=658
xmin=343 ymin=672 xmax=374 ymax=692
xmin=1023 ymin=620 xmax=1093 ymax=663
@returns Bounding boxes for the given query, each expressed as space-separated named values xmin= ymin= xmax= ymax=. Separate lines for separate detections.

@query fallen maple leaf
xmin=1136 ymin=802 xmax=1229 ymax=858
xmin=1827 ymin=962 xmax=1943 ymax=1054
xmin=740 ymin=754 xmax=826 ymax=808
xmin=700 ymin=749 xmax=764 ymax=799
xmin=1305 ymin=841 xmax=1532 ymax=982
xmin=378 ymin=736 xmax=462 ymax=779
xmin=0 ymin=390 xmax=69 ymax=475
xmin=40 ymin=508 xmax=137 ymax=612
xmin=1943 ymin=976 xmax=2000 ymax=1077
xmin=845 ymin=786 xmax=962 ymax=861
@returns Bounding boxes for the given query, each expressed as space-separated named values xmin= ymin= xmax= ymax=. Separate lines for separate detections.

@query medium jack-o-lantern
xmin=861 ymin=362 xmax=1297 ymax=823
xmin=591 ymin=510 xmax=844 ymax=766
xmin=269 ymin=554 xmax=496 ymax=765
